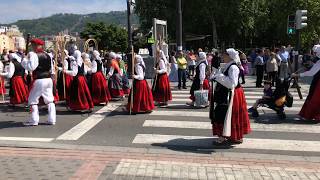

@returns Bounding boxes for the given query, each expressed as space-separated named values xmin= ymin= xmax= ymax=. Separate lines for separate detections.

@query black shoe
xmin=178 ymin=87 xmax=181 ymax=90
xmin=183 ymin=87 xmax=187 ymax=89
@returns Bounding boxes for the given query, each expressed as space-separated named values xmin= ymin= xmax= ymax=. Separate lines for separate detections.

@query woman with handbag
xmin=210 ymin=48 xmax=251 ymax=144
xmin=187 ymin=52 xmax=210 ymax=106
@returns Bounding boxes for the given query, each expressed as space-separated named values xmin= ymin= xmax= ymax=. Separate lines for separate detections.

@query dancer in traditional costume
xmin=187 ymin=52 xmax=210 ymax=106
xmin=65 ymin=48 xmax=93 ymax=112
xmin=0 ymin=59 xmax=6 ymax=96
xmin=210 ymin=48 xmax=251 ymax=144
xmin=152 ymin=50 xmax=172 ymax=107
xmin=0 ymin=53 xmax=28 ymax=105
xmin=21 ymin=38 xmax=56 ymax=126
xmin=107 ymin=52 xmax=124 ymax=100
xmin=292 ymin=44 xmax=320 ymax=121
xmin=57 ymin=50 xmax=73 ymax=104
xmin=117 ymin=55 xmax=130 ymax=95
xmin=127 ymin=55 xmax=154 ymax=113
xmin=90 ymin=50 xmax=111 ymax=105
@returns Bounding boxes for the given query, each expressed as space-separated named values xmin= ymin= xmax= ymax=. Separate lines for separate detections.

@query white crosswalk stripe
xmin=132 ymin=85 xmax=320 ymax=154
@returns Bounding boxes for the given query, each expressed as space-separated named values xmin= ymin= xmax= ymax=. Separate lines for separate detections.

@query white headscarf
xmin=73 ymin=50 xmax=83 ymax=67
xmin=135 ymin=54 xmax=145 ymax=68
xmin=196 ymin=52 xmax=208 ymax=67
xmin=116 ymin=54 xmax=122 ymax=61
xmin=93 ymin=50 xmax=101 ymax=61
xmin=109 ymin=52 xmax=116 ymax=59
xmin=313 ymin=44 xmax=320 ymax=58
xmin=226 ymin=48 xmax=240 ymax=64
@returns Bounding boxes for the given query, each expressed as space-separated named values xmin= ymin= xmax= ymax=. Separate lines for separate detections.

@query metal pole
xmin=295 ymin=30 xmax=301 ymax=72
xmin=176 ymin=0 xmax=183 ymax=51
xmin=127 ymin=0 xmax=133 ymax=50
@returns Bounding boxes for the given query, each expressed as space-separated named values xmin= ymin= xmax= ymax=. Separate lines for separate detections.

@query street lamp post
xmin=176 ymin=0 xmax=183 ymax=51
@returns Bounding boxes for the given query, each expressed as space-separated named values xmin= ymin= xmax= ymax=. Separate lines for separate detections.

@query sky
xmin=0 ymin=0 xmax=127 ymax=24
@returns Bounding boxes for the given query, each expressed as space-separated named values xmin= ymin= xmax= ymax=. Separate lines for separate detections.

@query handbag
xmin=194 ymin=90 xmax=209 ymax=107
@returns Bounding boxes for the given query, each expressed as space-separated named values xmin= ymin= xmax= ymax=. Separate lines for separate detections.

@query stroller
xmin=251 ymin=78 xmax=294 ymax=119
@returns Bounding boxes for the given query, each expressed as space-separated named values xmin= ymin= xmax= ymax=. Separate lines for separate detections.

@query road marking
xmin=132 ymin=134 xmax=320 ymax=152
xmin=168 ymin=101 xmax=302 ymax=112
xmin=150 ymin=110 xmax=208 ymax=117
xmin=244 ymin=91 xmax=308 ymax=96
xmin=0 ymin=137 xmax=53 ymax=142
xmin=143 ymin=120 xmax=320 ymax=133
xmin=56 ymin=103 xmax=121 ymax=140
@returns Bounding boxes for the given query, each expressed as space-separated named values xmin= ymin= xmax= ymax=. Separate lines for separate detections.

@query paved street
xmin=0 ymin=76 xmax=319 ymax=179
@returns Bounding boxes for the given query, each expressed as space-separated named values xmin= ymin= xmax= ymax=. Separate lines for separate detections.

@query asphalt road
xmin=0 ymin=76 xmax=319 ymax=157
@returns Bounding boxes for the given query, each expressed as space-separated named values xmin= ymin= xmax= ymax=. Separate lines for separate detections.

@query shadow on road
xmin=0 ymin=121 xmax=24 ymax=129
xmin=151 ymin=138 xmax=235 ymax=154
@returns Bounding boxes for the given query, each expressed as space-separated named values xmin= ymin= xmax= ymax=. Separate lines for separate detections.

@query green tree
xmin=80 ymin=22 xmax=128 ymax=52
xmin=135 ymin=0 xmax=320 ymax=50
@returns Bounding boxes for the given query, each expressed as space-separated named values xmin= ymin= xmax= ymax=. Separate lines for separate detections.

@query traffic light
xmin=287 ymin=15 xmax=296 ymax=35
xmin=296 ymin=10 xmax=307 ymax=30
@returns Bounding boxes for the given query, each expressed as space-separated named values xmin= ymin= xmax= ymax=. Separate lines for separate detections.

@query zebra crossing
xmin=131 ymin=86 xmax=320 ymax=155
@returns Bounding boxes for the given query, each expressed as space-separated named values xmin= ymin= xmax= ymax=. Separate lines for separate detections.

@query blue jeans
xmin=178 ymin=68 xmax=186 ymax=88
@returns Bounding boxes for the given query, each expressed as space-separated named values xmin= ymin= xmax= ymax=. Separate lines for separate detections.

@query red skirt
xmin=152 ymin=73 xmax=172 ymax=102
xmin=190 ymin=79 xmax=210 ymax=101
xmin=9 ymin=76 xmax=28 ymax=104
xmin=53 ymin=80 xmax=59 ymax=102
xmin=212 ymin=87 xmax=251 ymax=141
xmin=127 ymin=80 xmax=154 ymax=113
xmin=91 ymin=72 xmax=111 ymax=105
xmin=65 ymin=74 xmax=73 ymax=104
xmin=299 ymin=79 xmax=320 ymax=121
xmin=69 ymin=76 xmax=94 ymax=111
xmin=0 ymin=77 xmax=6 ymax=95
xmin=123 ymin=88 xmax=131 ymax=95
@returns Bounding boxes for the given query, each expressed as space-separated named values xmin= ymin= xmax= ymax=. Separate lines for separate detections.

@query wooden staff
xmin=60 ymin=36 xmax=67 ymax=99
xmin=288 ymin=59 xmax=303 ymax=99
xmin=129 ymin=47 xmax=135 ymax=115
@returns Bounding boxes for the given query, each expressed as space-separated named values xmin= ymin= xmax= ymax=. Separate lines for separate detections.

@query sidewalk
xmin=0 ymin=145 xmax=319 ymax=180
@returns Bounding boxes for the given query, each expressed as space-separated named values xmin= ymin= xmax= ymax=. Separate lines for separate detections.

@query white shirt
xmin=197 ymin=62 xmax=206 ymax=85
xmin=211 ymin=61 xmax=239 ymax=89
xmin=157 ymin=59 xmax=166 ymax=74
xmin=300 ymin=60 xmax=320 ymax=77
xmin=133 ymin=64 xmax=145 ymax=80
xmin=65 ymin=57 xmax=79 ymax=77
xmin=0 ymin=62 xmax=14 ymax=78
xmin=21 ymin=52 xmax=39 ymax=71
xmin=91 ymin=59 xmax=105 ymax=74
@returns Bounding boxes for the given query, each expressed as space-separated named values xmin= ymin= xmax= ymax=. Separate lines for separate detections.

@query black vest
xmin=34 ymin=52 xmax=51 ymax=79
xmin=214 ymin=63 xmax=240 ymax=104
xmin=134 ymin=64 xmax=145 ymax=79
xmin=195 ymin=61 xmax=207 ymax=81
xmin=77 ymin=63 xmax=85 ymax=76
xmin=97 ymin=60 xmax=103 ymax=72
xmin=12 ymin=60 xmax=25 ymax=77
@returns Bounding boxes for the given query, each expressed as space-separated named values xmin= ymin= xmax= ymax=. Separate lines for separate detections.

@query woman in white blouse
xmin=152 ymin=49 xmax=172 ymax=107
xmin=210 ymin=48 xmax=251 ymax=144
xmin=127 ymin=55 xmax=154 ymax=113
xmin=292 ymin=44 xmax=320 ymax=121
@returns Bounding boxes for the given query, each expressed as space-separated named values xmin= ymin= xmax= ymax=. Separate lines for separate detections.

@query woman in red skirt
xmin=187 ymin=52 xmax=210 ymax=106
xmin=0 ymin=53 xmax=28 ymax=105
xmin=210 ymin=48 xmax=251 ymax=144
xmin=90 ymin=50 xmax=111 ymax=105
xmin=127 ymin=55 xmax=154 ymax=113
xmin=292 ymin=44 xmax=320 ymax=121
xmin=152 ymin=50 xmax=172 ymax=107
xmin=0 ymin=60 xmax=6 ymax=96
xmin=65 ymin=49 xmax=93 ymax=112
xmin=57 ymin=50 xmax=74 ymax=104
